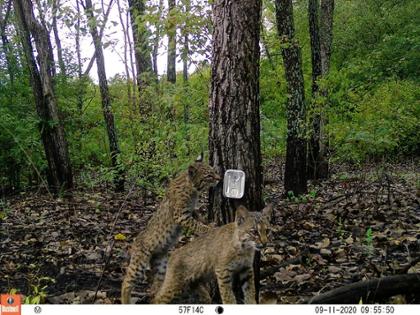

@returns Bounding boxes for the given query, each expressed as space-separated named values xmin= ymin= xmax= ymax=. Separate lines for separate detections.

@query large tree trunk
xmin=209 ymin=0 xmax=263 ymax=223
xmin=128 ymin=0 xmax=152 ymax=88
xmin=166 ymin=0 xmax=176 ymax=83
xmin=209 ymin=2 xmax=263 ymax=304
xmin=13 ymin=0 xmax=73 ymax=192
xmin=275 ymin=0 xmax=307 ymax=195
xmin=84 ymin=0 xmax=125 ymax=192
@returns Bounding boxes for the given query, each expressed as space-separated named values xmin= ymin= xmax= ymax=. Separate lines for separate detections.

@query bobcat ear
xmin=235 ymin=205 xmax=249 ymax=226
xmin=188 ymin=164 xmax=197 ymax=178
xmin=262 ymin=203 xmax=273 ymax=218
xmin=196 ymin=151 xmax=203 ymax=162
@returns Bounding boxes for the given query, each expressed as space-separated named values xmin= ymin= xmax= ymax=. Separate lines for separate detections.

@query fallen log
xmin=306 ymin=273 xmax=420 ymax=304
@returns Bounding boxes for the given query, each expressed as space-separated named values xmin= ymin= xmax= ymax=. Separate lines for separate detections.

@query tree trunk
xmin=275 ymin=0 xmax=307 ymax=196
xmin=182 ymin=1 xmax=189 ymax=82
xmin=13 ymin=0 xmax=73 ymax=192
xmin=84 ymin=0 xmax=125 ymax=192
xmin=167 ymin=0 xmax=176 ymax=83
xmin=152 ymin=0 xmax=163 ymax=76
xmin=320 ymin=0 xmax=334 ymax=75
xmin=128 ymin=0 xmax=153 ymax=88
xmin=307 ymin=0 xmax=323 ymax=180
xmin=209 ymin=0 xmax=263 ymax=222
xmin=209 ymin=0 xmax=263 ymax=302
xmin=52 ymin=0 xmax=66 ymax=76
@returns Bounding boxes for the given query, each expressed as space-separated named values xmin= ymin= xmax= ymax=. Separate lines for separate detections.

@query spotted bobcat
xmin=153 ymin=204 xmax=273 ymax=304
xmin=121 ymin=157 xmax=221 ymax=304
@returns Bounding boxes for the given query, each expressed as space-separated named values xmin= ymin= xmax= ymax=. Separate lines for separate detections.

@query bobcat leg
xmin=121 ymin=252 xmax=151 ymax=304
xmin=153 ymin=275 xmax=184 ymax=304
xmin=215 ymin=269 xmax=236 ymax=304
xmin=195 ymin=283 xmax=212 ymax=304
xmin=241 ymin=268 xmax=256 ymax=304
xmin=150 ymin=255 xmax=168 ymax=297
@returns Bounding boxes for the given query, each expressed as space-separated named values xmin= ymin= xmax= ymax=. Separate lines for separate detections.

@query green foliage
xmin=329 ymin=80 xmax=419 ymax=162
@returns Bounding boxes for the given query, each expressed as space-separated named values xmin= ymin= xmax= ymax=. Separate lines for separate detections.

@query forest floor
xmin=1 ymin=159 xmax=419 ymax=304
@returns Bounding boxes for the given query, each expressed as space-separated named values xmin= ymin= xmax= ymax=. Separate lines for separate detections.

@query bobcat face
xmin=188 ymin=162 xmax=221 ymax=191
xmin=236 ymin=204 xmax=273 ymax=251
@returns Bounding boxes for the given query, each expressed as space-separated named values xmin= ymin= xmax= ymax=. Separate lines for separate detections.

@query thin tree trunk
xmin=320 ymin=0 xmax=334 ymax=75
xmin=128 ymin=0 xmax=152 ymax=88
xmin=167 ymin=0 xmax=176 ymax=83
xmin=52 ymin=0 xmax=66 ymax=76
xmin=84 ymin=0 xmax=125 ymax=192
xmin=275 ymin=0 xmax=307 ymax=195
xmin=182 ymin=0 xmax=189 ymax=82
xmin=0 ymin=0 xmax=14 ymax=84
xmin=261 ymin=22 xmax=275 ymax=71
xmin=307 ymin=0 xmax=322 ymax=180
xmin=13 ymin=0 xmax=73 ymax=192
xmin=209 ymin=1 xmax=263 ymax=303
xmin=152 ymin=0 xmax=163 ymax=76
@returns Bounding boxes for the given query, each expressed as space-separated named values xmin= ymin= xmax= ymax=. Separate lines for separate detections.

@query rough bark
xmin=52 ymin=0 xmax=66 ymax=76
xmin=209 ymin=0 xmax=263 ymax=223
xmin=275 ymin=0 xmax=307 ymax=195
xmin=167 ymin=0 xmax=176 ymax=83
xmin=13 ymin=0 xmax=73 ymax=192
xmin=128 ymin=0 xmax=152 ymax=88
xmin=84 ymin=0 xmax=125 ymax=192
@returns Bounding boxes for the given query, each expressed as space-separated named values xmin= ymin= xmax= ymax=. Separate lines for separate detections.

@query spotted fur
xmin=121 ymin=160 xmax=220 ymax=304
xmin=153 ymin=204 xmax=273 ymax=304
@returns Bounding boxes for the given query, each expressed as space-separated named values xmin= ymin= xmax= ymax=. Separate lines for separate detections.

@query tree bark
xmin=209 ymin=0 xmax=263 ymax=223
xmin=52 ymin=0 xmax=66 ymax=76
xmin=84 ymin=0 xmax=125 ymax=192
xmin=275 ymin=0 xmax=307 ymax=195
xmin=13 ymin=0 xmax=73 ymax=192
xmin=320 ymin=0 xmax=334 ymax=75
xmin=167 ymin=0 xmax=176 ymax=83
xmin=307 ymin=0 xmax=323 ymax=180
xmin=128 ymin=0 xmax=153 ymax=88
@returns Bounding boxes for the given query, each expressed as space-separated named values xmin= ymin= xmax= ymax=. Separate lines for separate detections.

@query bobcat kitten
xmin=153 ymin=204 xmax=273 ymax=304
xmin=121 ymin=158 xmax=220 ymax=304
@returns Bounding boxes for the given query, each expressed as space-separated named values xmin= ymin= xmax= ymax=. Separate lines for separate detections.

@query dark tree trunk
xmin=320 ymin=0 xmax=334 ymax=75
xmin=128 ymin=0 xmax=152 ymax=88
xmin=167 ymin=0 xmax=176 ymax=83
xmin=13 ymin=0 xmax=73 ymax=192
xmin=209 ymin=0 xmax=263 ymax=223
xmin=84 ymin=0 xmax=125 ymax=192
xmin=52 ymin=0 xmax=66 ymax=76
xmin=307 ymin=0 xmax=323 ymax=180
xmin=275 ymin=0 xmax=307 ymax=196
xmin=209 ymin=0 xmax=263 ymax=303
xmin=308 ymin=0 xmax=334 ymax=180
